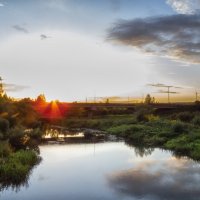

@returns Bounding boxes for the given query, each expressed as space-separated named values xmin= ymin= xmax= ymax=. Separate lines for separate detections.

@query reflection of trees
xmin=0 ymin=178 xmax=29 ymax=193
xmin=134 ymin=146 xmax=154 ymax=157
xmin=125 ymin=140 xmax=154 ymax=157
xmin=46 ymin=128 xmax=59 ymax=138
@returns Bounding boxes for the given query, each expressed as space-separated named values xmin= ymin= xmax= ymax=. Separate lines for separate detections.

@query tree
xmin=144 ymin=94 xmax=155 ymax=105
xmin=36 ymin=94 xmax=46 ymax=104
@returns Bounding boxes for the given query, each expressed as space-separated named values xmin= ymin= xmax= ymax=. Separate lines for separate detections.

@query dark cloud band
xmin=107 ymin=14 xmax=200 ymax=63
xmin=13 ymin=25 xmax=28 ymax=33
xmin=4 ymin=83 xmax=29 ymax=92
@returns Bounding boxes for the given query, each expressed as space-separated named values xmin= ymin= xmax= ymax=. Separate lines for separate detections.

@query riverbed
xmin=1 ymin=141 xmax=200 ymax=200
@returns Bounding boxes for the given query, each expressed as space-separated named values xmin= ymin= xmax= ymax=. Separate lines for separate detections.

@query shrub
xmin=28 ymin=128 xmax=43 ymax=140
xmin=0 ymin=159 xmax=29 ymax=184
xmin=0 ymin=118 xmax=9 ymax=139
xmin=192 ymin=115 xmax=200 ymax=126
xmin=164 ymin=136 xmax=192 ymax=153
xmin=189 ymin=142 xmax=200 ymax=160
xmin=9 ymin=127 xmax=28 ymax=149
xmin=9 ymin=150 xmax=39 ymax=166
xmin=0 ymin=141 xmax=12 ymax=158
xmin=107 ymin=124 xmax=146 ymax=138
xmin=107 ymin=124 xmax=135 ymax=136
xmin=177 ymin=112 xmax=194 ymax=122
xmin=146 ymin=114 xmax=159 ymax=122
xmin=171 ymin=121 xmax=187 ymax=134
xmin=136 ymin=112 xmax=148 ymax=122
xmin=0 ymin=150 xmax=40 ymax=184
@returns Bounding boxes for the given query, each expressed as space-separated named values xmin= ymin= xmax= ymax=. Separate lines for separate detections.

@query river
xmin=1 ymin=141 xmax=200 ymax=200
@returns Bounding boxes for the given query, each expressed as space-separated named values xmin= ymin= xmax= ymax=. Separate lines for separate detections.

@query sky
xmin=0 ymin=0 xmax=200 ymax=102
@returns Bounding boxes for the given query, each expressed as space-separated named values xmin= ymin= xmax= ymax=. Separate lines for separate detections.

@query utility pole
xmin=148 ymin=83 xmax=181 ymax=104
xmin=167 ymin=86 xmax=173 ymax=104
xmin=195 ymin=90 xmax=199 ymax=102
xmin=94 ymin=91 xmax=96 ymax=103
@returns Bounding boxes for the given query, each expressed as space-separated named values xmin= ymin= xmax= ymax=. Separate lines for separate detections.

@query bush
xmin=136 ymin=112 xmax=148 ymax=122
xmin=192 ymin=115 xmax=200 ymax=126
xmin=9 ymin=127 xmax=28 ymax=149
xmin=171 ymin=121 xmax=187 ymax=135
xmin=107 ymin=124 xmax=146 ymax=139
xmin=0 ymin=159 xmax=29 ymax=184
xmin=0 ymin=118 xmax=9 ymax=139
xmin=189 ymin=142 xmax=200 ymax=160
xmin=177 ymin=112 xmax=194 ymax=122
xmin=9 ymin=150 xmax=39 ymax=166
xmin=146 ymin=114 xmax=159 ymax=122
xmin=107 ymin=124 xmax=135 ymax=136
xmin=0 ymin=150 xmax=40 ymax=184
xmin=0 ymin=141 xmax=12 ymax=158
xmin=164 ymin=136 xmax=192 ymax=153
xmin=28 ymin=128 xmax=43 ymax=140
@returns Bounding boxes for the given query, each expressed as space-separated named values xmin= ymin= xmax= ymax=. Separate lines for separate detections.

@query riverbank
xmin=62 ymin=112 xmax=200 ymax=161
xmin=0 ymin=140 xmax=41 ymax=190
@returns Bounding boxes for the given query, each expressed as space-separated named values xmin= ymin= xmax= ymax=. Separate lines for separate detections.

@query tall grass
xmin=0 ymin=150 xmax=41 ymax=187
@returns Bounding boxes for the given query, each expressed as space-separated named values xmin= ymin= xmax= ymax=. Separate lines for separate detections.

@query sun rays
xmin=35 ymin=99 xmax=68 ymax=120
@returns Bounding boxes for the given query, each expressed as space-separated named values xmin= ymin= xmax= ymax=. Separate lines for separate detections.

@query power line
xmin=148 ymin=83 xmax=182 ymax=103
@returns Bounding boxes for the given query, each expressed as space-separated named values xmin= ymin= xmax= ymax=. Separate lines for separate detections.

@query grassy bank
xmin=62 ymin=112 xmax=200 ymax=161
xmin=0 ymin=141 xmax=41 ymax=189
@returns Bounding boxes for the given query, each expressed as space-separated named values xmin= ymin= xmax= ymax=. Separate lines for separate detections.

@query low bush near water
xmin=0 ymin=150 xmax=40 ymax=185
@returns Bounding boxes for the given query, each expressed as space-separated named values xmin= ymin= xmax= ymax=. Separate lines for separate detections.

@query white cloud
xmin=0 ymin=2 xmax=4 ymax=7
xmin=167 ymin=0 xmax=200 ymax=14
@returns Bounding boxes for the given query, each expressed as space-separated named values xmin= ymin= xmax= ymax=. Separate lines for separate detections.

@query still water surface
xmin=1 ymin=141 xmax=200 ymax=200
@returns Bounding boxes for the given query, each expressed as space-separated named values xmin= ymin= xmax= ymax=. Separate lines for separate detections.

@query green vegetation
xmin=62 ymin=115 xmax=136 ymax=130
xmin=62 ymin=108 xmax=200 ymax=161
xmin=0 ymin=95 xmax=42 ymax=188
xmin=0 ymin=148 xmax=40 ymax=188
xmin=2 ymin=89 xmax=200 ymax=186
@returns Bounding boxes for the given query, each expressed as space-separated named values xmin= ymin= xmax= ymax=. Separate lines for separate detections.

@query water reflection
xmin=1 ymin=141 xmax=200 ymax=200
xmin=0 ymin=180 xmax=28 ymax=193
xmin=0 ymin=160 xmax=40 ymax=193
xmin=107 ymin=158 xmax=200 ymax=200
xmin=125 ymin=140 xmax=155 ymax=157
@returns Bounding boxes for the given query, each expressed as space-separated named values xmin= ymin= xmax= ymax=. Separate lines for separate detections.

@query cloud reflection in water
xmin=107 ymin=158 xmax=200 ymax=200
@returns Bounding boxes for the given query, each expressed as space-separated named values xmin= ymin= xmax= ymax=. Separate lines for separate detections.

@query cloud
xmin=13 ymin=25 xmax=29 ymax=33
xmin=4 ymin=83 xmax=29 ymax=92
xmin=40 ymin=34 xmax=51 ymax=40
xmin=167 ymin=0 xmax=200 ymax=14
xmin=0 ymin=2 xmax=4 ymax=7
xmin=107 ymin=14 xmax=200 ymax=64
xmin=107 ymin=159 xmax=200 ymax=200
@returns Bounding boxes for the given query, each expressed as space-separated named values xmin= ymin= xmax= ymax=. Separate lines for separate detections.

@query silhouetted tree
xmin=36 ymin=94 xmax=46 ymax=104
xmin=144 ymin=94 xmax=155 ymax=105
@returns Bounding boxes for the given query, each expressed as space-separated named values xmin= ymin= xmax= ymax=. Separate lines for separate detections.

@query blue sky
xmin=0 ymin=0 xmax=200 ymax=102
xmin=0 ymin=0 xmax=173 ymax=37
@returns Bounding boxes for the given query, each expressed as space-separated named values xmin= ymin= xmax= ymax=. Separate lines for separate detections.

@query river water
xmin=1 ymin=141 xmax=200 ymax=200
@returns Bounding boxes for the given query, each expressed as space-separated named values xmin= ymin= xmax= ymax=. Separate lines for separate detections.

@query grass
xmin=0 ymin=125 xmax=42 ymax=188
xmin=0 ymin=141 xmax=41 ymax=189
xmin=62 ymin=115 xmax=136 ymax=130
